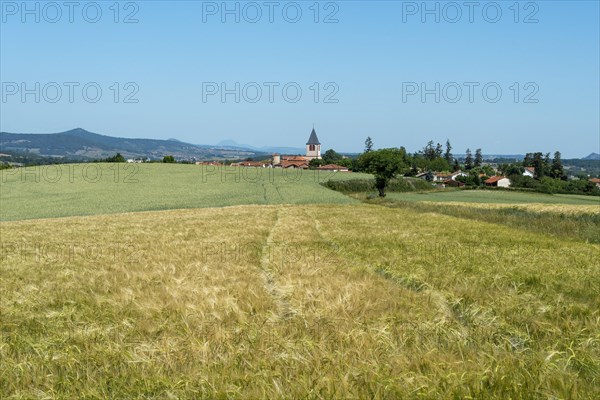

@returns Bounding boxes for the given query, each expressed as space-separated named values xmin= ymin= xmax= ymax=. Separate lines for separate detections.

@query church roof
xmin=306 ymin=128 xmax=321 ymax=145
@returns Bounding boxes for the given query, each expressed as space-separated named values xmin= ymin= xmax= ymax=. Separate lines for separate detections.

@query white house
xmin=485 ymin=176 xmax=511 ymax=188
xmin=523 ymin=167 xmax=535 ymax=178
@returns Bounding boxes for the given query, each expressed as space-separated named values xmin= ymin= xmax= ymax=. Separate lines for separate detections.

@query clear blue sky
xmin=1 ymin=0 xmax=599 ymax=158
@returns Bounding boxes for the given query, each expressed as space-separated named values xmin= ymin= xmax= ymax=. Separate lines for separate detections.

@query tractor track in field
xmin=259 ymin=207 xmax=293 ymax=320
xmin=309 ymin=209 xmax=470 ymax=337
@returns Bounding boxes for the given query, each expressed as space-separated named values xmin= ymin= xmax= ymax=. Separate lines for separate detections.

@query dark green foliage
xmin=456 ymin=172 xmax=482 ymax=187
xmin=309 ymin=158 xmax=325 ymax=169
xmin=444 ymin=139 xmax=453 ymax=165
xmin=364 ymin=137 xmax=373 ymax=153
xmin=104 ymin=153 xmax=126 ymax=163
xmin=465 ymin=149 xmax=474 ymax=170
xmin=509 ymin=174 xmax=599 ymax=196
xmin=358 ymin=148 xmax=410 ymax=196
xmin=550 ymin=151 xmax=565 ymax=179
xmin=322 ymin=177 xmax=433 ymax=193
xmin=474 ymin=149 xmax=483 ymax=167
xmin=322 ymin=149 xmax=343 ymax=164
xmin=163 ymin=155 xmax=176 ymax=163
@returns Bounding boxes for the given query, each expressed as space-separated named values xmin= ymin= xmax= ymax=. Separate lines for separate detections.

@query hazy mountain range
xmin=0 ymin=128 xmax=266 ymax=161
xmin=0 ymin=128 xmax=597 ymax=162
xmin=215 ymin=140 xmax=305 ymax=155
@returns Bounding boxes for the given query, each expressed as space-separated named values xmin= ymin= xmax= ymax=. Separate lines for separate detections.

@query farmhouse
xmin=272 ymin=128 xmax=322 ymax=169
xmin=523 ymin=167 xmax=535 ymax=178
xmin=484 ymin=176 xmax=511 ymax=187
xmin=590 ymin=178 xmax=600 ymax=188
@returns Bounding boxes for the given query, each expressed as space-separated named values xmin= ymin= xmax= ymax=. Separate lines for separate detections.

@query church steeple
xmin=306 ymin=128 xmax=320 ymax=145
xmin=306 ymin=127 xmax=322 ymax=159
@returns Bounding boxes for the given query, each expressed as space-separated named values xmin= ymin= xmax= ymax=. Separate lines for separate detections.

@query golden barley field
xmin=2 ymin=203 xmax=599 ymax=399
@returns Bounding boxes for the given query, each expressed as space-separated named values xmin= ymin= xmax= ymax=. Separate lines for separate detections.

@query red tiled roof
xmin=484 ymin=176 xmax=507 ymax=184
xmin=238 ymin=161 xmax=265 ymax=167
xmin=281 ymin=156 xmax=308 ymax=162
xmin=590 ymin=178 xmax=600 ymax=183
xmin=317 ymin=164 xmax=349 ymax=170
xmin=281 ymin=160 xmax=308 ymax=169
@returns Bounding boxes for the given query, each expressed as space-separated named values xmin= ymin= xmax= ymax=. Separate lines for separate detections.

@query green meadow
xmin=0 ymin=164 xmax=366 ymax=221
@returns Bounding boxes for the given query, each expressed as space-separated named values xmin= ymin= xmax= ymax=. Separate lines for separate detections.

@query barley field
xmin=1 ymin=164 xmax=599 ymax=398
xmin=1 ymin=202 xmax=599 ymax=398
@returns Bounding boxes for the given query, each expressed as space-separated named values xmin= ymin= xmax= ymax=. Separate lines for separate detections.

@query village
xmin=193 ymin=127 xmax=600 ymax=191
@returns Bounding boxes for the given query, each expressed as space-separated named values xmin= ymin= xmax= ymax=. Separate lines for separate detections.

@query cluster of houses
xmin=198 ymin=128 xmax=350 ymax=172
xmin=416 ymin=166 xmax=537 ymax=188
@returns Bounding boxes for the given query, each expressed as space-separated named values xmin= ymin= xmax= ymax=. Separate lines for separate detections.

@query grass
xmin=358 ymin=195 xmax=600 ymax=244
xmin=0 ymin=164 xmax=369 ymax=221
xmin=1 ymin=204 xmax=599 ymax=398
xmin=385 ymin=189 xmax=600 ymax=205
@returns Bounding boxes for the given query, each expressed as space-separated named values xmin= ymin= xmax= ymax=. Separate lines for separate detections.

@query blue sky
xmin=1 ymin=0 xmax=599 ymax=158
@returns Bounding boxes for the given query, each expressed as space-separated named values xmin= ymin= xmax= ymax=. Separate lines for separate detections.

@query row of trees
xmin=498 ymin=152 xmax=564 ymax=179
xmin=355 ymin=137 xmax=495 ymax=196
xmin=352 ymin=138 xmax=597 ymax=197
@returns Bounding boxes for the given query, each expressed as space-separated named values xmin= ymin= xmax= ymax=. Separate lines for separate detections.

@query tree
xmin=465 ymin=149 xmax=473 ymax=170
xmin=105 ymin=153 xmax=125 ymax=163
xmin=429 ymin=157 xmax=450 ymax=172
xmin=452 ymin=158 xmax=460 ymax=172
xmin=163 ymin=155 xmax=175 ymax=163
xmin=322 ymin=149 xmax=343 ymax=164
xmin=551 ymin=151 xmax=565 ymax=179
xmin=435 ymin=143 xmax=443 ymax=159
xmin=444 ymin=139 xmax=453 ymax=165
xmin=309 ymin=158 xmax=325 ymax=169
xmin=505 ymin=164 xmax=525 ymax=177
xmin=364 ymin=137 xmax=373 ymax=153
xmin=532 ymin=152 xmax=545 ymax=179
xmin=474 ymin=148 xmax=483 ymax=167
xmin=358 ymin=148 xmax=409 ymax=197
xmin=423 ymin=140 xmax=436 ymax=161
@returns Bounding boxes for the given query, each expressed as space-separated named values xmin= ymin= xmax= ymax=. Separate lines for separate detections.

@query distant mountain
xmin=583 ymin=153 xmax=600 ymax=160
xmin=0 ymin=128 xmax=262 ymax=161
xmin=216 ymin=139 xmax=305 ymax=155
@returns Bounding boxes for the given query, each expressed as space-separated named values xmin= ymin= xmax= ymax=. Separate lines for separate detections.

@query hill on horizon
xmin=0 ymin=128 xmax=263 ymax=161
xmin=215 ymin=139 xmax=306 ymax=155
xmin=583 ymin=152 xmax=600 ymax=160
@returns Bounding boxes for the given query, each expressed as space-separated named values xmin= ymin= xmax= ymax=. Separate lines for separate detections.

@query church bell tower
xmin=306 ymin=127 xmax=321 ymax=160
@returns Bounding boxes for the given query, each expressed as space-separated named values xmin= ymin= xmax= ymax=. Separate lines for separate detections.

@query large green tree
xmin=551 ymin=151 xmax=564 ymax=179
xmin=322 ymin=149 xmax=343 ymax=164
xmin=444 ymin=139 xmax=453 ymax=165
xmin=464 ymin=149 xmax=474 ymax=170
xmin=358 ymin=148 xmax=409 ymax=197
xmin=474 ymin=148 xmax=483 ymax=167
xmin=364 ymin=137 xmax=373 ymax=153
